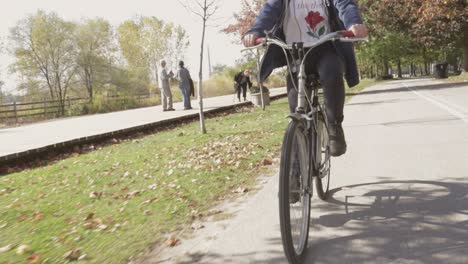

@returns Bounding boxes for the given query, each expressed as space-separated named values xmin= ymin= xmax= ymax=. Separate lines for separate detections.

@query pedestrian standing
xmin=176 ymin=61 xmax=193 ymax=110
xmin=158 ymin=60 xmax=175 ymax=111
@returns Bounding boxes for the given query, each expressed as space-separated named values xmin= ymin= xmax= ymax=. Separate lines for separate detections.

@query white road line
xmin=403 ymin=83 xmax=468 ymax=125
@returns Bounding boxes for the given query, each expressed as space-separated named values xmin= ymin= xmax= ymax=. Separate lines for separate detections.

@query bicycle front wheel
xmin=279 ymin=119 xmax=311 ymax=264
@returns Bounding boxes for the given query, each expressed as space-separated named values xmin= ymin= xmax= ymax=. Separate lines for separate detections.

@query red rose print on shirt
xmin=305 ymin=11 xmax=324 ymax=30
xmin=305 ymin=11 xmax=326 ymax=39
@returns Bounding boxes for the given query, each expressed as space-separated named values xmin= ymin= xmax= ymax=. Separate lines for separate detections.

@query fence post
xmin=13 ymin=100 xmax=17 ymax=124
xmin=43 ymin=98 xmax=47 ymax=117
xmin=67 ymin=96 xmax=71 ymax=115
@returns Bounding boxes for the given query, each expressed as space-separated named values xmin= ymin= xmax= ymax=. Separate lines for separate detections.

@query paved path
xmin=151 ymin=79 xmax=468 ymax=263
xmin=0 ymin=88 xmax=286 ymax=161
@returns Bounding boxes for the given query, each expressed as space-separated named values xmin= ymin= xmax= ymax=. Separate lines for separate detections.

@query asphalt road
xmin=149 ymin=79 xmax=468 ymax=264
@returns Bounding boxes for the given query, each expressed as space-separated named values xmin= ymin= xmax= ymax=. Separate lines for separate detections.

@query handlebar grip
xmin=340 ymin=30 xmax=355 ymax=38
xmin=255 ymin=38 xmax=265 ymax=45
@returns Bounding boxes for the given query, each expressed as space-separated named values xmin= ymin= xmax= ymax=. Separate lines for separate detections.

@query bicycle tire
xmin=314 ymin=112 xmax=331 ymax=200
xmin=279 ymin=119 xmax=311 ymax=263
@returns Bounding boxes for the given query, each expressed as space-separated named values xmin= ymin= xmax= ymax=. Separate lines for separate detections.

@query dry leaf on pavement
xmin=166 ymin=238 xmax=180 ymax=247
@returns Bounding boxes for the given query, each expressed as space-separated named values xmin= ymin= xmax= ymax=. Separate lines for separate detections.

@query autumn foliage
xmin=222 ymin=0 xmax=265 ymax=39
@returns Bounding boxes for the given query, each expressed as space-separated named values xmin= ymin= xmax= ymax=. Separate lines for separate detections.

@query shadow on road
xmin=165 ymin=180 xmax=468 ymax=263
xmin=305 ymin=180 xmax=468 ymax=263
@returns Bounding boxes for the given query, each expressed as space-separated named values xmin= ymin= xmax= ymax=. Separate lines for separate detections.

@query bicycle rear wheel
xmin=314 ymin=112 xmax=331 ymax=200
xmin=279 ymin=119 xmax=311 ymax=264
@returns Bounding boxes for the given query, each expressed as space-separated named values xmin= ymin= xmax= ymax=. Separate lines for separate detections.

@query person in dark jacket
xmin=242 ymin=0 xmax=368 ymax=157
xmin=176 ymin=61 xmax=193 ymax=110
xmin=234 ymin=69 xmax=253 ymax=102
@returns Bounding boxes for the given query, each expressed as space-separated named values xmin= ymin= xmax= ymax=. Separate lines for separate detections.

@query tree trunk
xmin=197 ymin=3 xmax=207 ymax=134
xmin=383 ymin=61 xmax=390 ymax=77
xmin=463 ymin=30 xmax=468 ymax=72
xmin=397 ymin=59 xmax=402 ymax=78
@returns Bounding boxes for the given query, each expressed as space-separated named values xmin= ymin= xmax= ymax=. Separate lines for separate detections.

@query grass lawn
xmin=445 ymin=72 xmax=468 ymax=83
xmin=0 ymin=100 xmax=290 ymax=263
xmin=0 ymin=79 xmax=378 ymax=263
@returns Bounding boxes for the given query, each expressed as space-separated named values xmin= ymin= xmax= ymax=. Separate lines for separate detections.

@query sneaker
xmin=243 ymin=97 xmax=247 ymax=102
xmin=184 ymin=107 xmax=193 ymax=110
xmin=289 ymin=159 xmax=301 ymax=203
xmin=329 ymin=122 xmax=347 ymax=157
xmin=167 ymin=108 xmax=175 ymax=111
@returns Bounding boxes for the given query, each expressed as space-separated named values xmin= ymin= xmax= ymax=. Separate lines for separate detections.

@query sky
xmin=0 ymin=0 xmax=244 ymax=93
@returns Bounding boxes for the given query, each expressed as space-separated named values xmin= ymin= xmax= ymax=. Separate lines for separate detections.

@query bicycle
xmin=243 ymin=31 xmax=366 ymax=264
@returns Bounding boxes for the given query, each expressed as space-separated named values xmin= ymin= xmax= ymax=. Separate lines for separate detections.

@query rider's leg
xmin=316 ymin=47 xmax=346 ymax=156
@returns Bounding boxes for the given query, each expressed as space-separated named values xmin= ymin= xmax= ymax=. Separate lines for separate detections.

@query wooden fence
xmin=0 ymin=94 xmax=158 ymax=124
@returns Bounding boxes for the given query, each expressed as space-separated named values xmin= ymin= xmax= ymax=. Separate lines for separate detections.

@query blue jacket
xmin=245 ymin=0 xmax=363 ymax=87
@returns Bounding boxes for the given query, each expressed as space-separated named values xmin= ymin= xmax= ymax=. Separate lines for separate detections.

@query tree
xmin=179 ymin=0 xmax=220 ymax=134
xmin=212 ymin=63 xmax=228 ymax=76
xmin=222 ymin=0 xmax=265 ymax=40
xmin=166 ymin=24 xmax=190 ymax=70
xmin=409 ymin=0 xmax=468 ymax=71
xmin=117 ymin=17 xmax=188 ymax=94
xmin=76 ymin=18 xmax=115 ymax=101
xmin=359 ymin=0 xmax=468 ymax=74
xmin=9 ymin=10 xmax=77 ymax=115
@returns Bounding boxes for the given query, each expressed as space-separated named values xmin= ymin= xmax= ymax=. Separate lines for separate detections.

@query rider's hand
xmin=349 ymin=24 xmax=368 ymax=38
xmin=242 ymin=34 xmax=259 ymax=47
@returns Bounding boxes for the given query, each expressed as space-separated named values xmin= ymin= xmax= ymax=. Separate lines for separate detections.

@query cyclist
xmin=242 ymin=0 xmax=368 ymax=157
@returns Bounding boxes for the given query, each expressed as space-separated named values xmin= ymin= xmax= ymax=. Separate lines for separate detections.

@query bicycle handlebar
xmin=243 ymin=30 xmax=367 ymax=52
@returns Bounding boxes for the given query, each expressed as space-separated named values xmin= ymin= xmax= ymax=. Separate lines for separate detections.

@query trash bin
xmin=434 ymin=62 xmax=448 ymax=79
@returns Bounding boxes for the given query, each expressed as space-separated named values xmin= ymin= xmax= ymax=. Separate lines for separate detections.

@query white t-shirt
xmin=284 ymin=0 xmax=330 ymax=45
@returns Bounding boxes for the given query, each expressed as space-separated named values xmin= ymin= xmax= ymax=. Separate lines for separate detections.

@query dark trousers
xmin=286 ymin=43 xmax=345 ymax=124
xmin=237 ymin=84 xmax=248 ymax=101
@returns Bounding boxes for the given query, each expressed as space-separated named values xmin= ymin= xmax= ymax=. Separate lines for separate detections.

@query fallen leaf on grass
xmin=16 ymin=245 xmax=32 ymax=255
xmin=166 ymin=238 xmax=180 ymax=247
xmin=89 ymin=192 xmax=102 ymax=199
xmin=0 ymin=244 xmax=12 ymax=253
xmin=27 ymin=253 xmax=40 ymax=263
xmin=83 ymin=218 xmax=103 ymax=230
xmin=84 ymin=213 xmax=94 ymax=221
xmin=141 ymin=198 xmax=158 ymax=205
xmin=263 ymin=159 xmax=273 ymax=166
xmin=111 ymin=224 xmax=122 ymax=233
xmin=33 ymin=212 xmax=44 ymax=221
xmin=63 ymin=248 xmax=81 ymax=261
